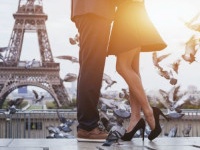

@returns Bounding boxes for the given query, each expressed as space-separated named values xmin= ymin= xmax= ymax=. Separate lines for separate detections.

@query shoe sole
xmin=77 ymin=138 xmax=106 ymax=143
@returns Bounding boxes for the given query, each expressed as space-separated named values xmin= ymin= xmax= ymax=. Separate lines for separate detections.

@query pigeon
xmin=100 ymin=103 xmax=107 ymax=113
xmin=46 ymin=110 xmax=76 ymax=138
xmin=168 ymin=70 xmax=177 ymax=85
xmin=120 ymin=88 xmax=130 ymax=100
xmin=55 ymin=55 xmax=79 ymax=63
xmin=99 ymin=109 xmax=124 ymax=132
xmin=152 ymin=52 xmax=179 ymax=85
xmin=58 ymin=123 xmax=72 ymax=133
xmin=156 ymin=67 xmax=177 ymax=85
xmin=172 ymin=94 xmax=190 ymax=111
xmin=103 ymin=73 xmax=117 ymax=90
xmin=183 ymin=11 xmax=200 ymax=32
xmin=186 ymin=23 xmax=200 ymax=32
xmin=63 ymin=73 xmax=77 ymax=82
xmin=182 ymin=35 xmax=199 ymax=64
xmin=182 ymin=124 xmax=192 ymax=137
xmin=102 ymin=125 xmax=126 ymax=146
xmin=100 ymin=116 xmax=118 ymax=132
xmin=69 ymin=33 xmax=79 ymax=46
xmin=99 ymin=98 xmax=130 ymax=113
xmin=156 ymin=66 xmax=171 ymax=80
xmin=57 ymin=109 xmax=69 ymax=124
xmin=167 ymin=125 xmax=178 ymax=137
xmin=152 ymin=52 xmax=171 ymax=68
xmin=166 ymin=112 xmax=185 ymax=119
xmin=0 ymin=47 xmax=9 ymax=52
xmin=56 ymin=109 xmax=75 ymax=126
xmin=6 ymin=105 xmax=17 ymax=115
xmin=189 ymin=94 xmax=200 ymax=106
xmin=158 ymin=86 xmax=187 ymax=119
xmin=113 ymin=108 xmax=131 ymax=119
xmin=99 ymin=98 xmax=116 ymax=109
xmin=25 ymin=59 xmax=36 ymax=69
xmin=32 ymin=90 xmax=44 ymax=104
xmin=46 ymin=125 xmax=64 ymax=138
xmin=169 ymin=59 xmax=181 ymax=74
xmin=8 ymin=97 xmax=24 ymax=107
xmin=6 ymin=97 xmax=24 ymax=114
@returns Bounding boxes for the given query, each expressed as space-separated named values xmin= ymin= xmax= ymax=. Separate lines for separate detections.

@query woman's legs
xmin=128 ymin=47 xmax=142 ymax=131
xmin=116 ymin=48 xmax=155 ymax=131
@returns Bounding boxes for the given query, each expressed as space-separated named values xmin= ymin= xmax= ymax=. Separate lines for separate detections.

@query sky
xmin=0 ymin=0 xmax=200 ymax=93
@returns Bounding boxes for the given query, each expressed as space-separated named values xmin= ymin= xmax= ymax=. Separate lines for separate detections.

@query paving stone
xmin=1 ymin=137 xmax=200 ymax=150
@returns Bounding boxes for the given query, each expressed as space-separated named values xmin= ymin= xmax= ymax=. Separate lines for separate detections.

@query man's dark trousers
xmin=74 ymin=14 xmax=112 ymax=131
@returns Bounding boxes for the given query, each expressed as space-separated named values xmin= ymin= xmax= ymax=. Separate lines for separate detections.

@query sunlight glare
xmin=145 ymin=0 xmax=198 ymax=29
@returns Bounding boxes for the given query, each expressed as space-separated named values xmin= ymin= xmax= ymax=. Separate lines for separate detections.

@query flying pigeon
xmin=69 ymin=33 xmax=79 ymax=46
xmin=55 ymin=55 xmax=79 ymax=63
xmin=152 ymin=51 xmax=171 ymax=68
xmin=158 ymin=86 xmax=187 ymax=119
xmin=25 ymin=59 xmax=36 ymax=69
xmin=8 ymin=97 xmax=24 ymax=107
xmin=156 ymin=66 xmax=171 ymax=80
xmin=32 ymin=90 xmax=44 ymax=103
xmin=183 ymin=11 xmax=200 ymax=32
xmin=0 ymin=47 xmax=9 ymax=52
xmin=169 ymin=59 xmax=181 ymax=74
xmin=63 ymin=73 xmax=77 ymax=82
xmin=103 ymin=73 xmax=117 ymax=90
xmin=182 ymin=35 xmax=199 ymax=64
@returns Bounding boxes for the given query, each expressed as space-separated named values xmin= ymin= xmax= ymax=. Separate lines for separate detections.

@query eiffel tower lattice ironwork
xmin=0 ymin=0 xmax=70 ymax=107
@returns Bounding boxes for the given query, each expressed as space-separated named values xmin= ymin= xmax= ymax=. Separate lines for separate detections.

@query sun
xmin=145 ymin=0 xmax=199 ymax=30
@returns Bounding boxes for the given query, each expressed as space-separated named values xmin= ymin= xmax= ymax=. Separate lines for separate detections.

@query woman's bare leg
xmin=127 ymin=92 xmax=141 ymax=132
xmin=116 ymin=48 xmax=155 ymax=130
xmin=126 ymin=49 xmax=142 ymax=132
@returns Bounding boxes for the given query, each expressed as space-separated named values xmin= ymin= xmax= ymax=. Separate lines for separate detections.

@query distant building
xmin=18 ymin=86 xmax=28 ymax=94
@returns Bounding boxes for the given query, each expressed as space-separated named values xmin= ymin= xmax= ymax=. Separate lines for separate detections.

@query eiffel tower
xmin=0 ymin=0 xmax=70 ymax=107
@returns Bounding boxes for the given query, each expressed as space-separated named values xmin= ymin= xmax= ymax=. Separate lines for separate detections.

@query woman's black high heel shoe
xmin=148 ymin=107 xmax=169 ymax=141
xmin=121 ymin=118 xmax=145 ymax=141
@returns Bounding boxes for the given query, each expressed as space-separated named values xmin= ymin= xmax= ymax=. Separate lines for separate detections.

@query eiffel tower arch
xmin=0 ymin=0 xmax=71 ymax=107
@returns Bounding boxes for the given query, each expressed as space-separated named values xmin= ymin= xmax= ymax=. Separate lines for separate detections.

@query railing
xmin=0 ymin=109 xmax=200 ymax=138
xmin=0 ymin=109 xmax=77 ymax=138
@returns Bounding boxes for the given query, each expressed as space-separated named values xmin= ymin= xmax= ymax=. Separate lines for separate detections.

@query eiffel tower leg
xmin=0 ymin=96 xmax=5 ymax=108
xmin=52 ymin=80 xmax=71 ymax=108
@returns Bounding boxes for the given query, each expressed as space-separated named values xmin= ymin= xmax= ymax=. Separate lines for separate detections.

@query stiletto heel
xmin=121 ymin=118 xmax=145 ymax=141
xmin=141 ymin=125 xmax=145 ymax=141
xmin=148 ymin=107 xmax=169 ymax=141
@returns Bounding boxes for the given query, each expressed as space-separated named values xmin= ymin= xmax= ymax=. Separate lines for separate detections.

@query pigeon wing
xmin=157 ymin=53 xmax=171 ymax=63
xmin=32 ymin=90 xmax=38 ymax=99
xmin=103 ymin=73 xmax=112 ymax=84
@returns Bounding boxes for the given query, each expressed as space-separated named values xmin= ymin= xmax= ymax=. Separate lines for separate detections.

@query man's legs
xmin=74 ymin=14 xmax=112 ymax=131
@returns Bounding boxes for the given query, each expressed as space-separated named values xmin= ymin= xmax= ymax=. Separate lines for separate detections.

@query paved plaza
xmin=0 ymin=137 xmax=200 ymax=150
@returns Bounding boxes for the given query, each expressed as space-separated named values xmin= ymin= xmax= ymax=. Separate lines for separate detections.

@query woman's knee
xmin=116 ymin=59 xmax=128 ymax=76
